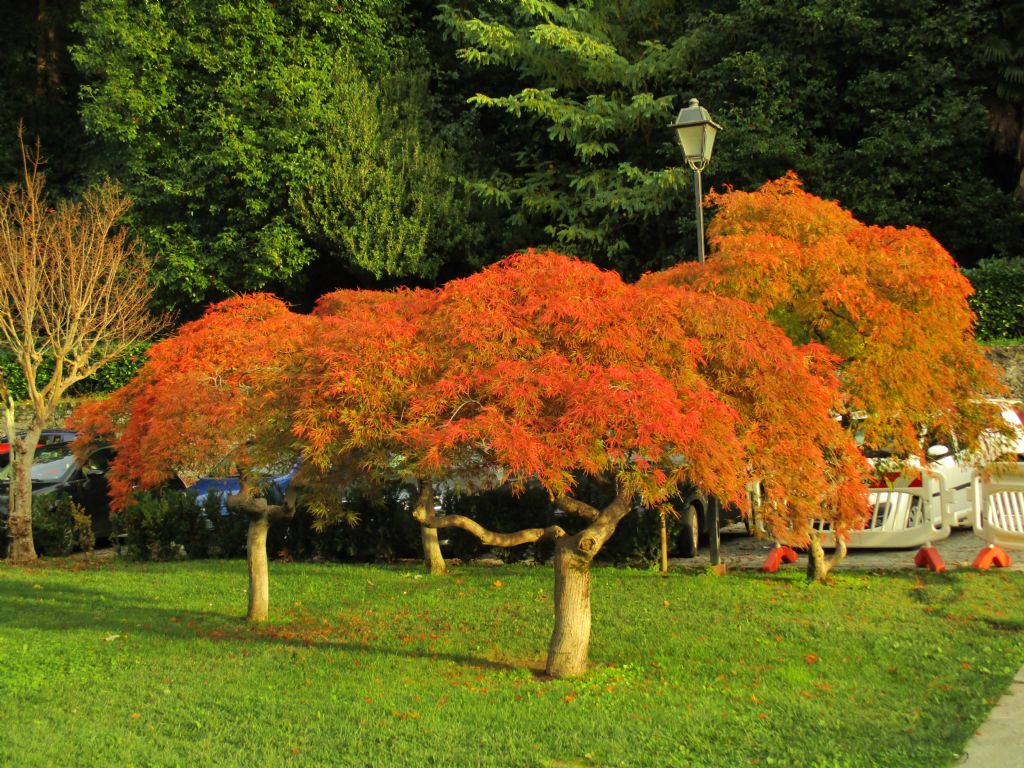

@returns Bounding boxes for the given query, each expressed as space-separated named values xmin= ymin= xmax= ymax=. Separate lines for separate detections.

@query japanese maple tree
xmin=642 ymin=173 xmax=1006 ymax=577
xmin=647 ymin=173 xmax=1005 ymax=455
xmin=71 ymin=294 xmax=313 ymax=620
xmin=342 ymin=250 xmax=867 ymax=677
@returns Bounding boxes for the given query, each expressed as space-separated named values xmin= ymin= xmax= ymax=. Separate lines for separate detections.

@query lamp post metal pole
xmin=693 ymin=167 xmax=705 ymax=264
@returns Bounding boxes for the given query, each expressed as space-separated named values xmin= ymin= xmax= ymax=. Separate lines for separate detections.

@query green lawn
xmin=1 ymin=559 xmax=1022 ymax=767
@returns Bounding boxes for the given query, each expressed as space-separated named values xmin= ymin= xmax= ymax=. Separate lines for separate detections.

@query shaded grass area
xmin=1 ymin=559 xmax=1023 ymax=767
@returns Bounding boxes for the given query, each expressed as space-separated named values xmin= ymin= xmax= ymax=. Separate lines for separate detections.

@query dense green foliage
xmin=2 ymin=561 xmax=1023 ymax=766
xmin=440 ymin=0 xmax=1024 ymax=276
xmin=437 ymin=0 xmax=697 ymax=277
xmin=1 ymin=0 xmax=1021 ymax=313
xmin=0 ymin=0 xmax=85 ymax=197
xmin=686 ymin=0 xmax=1024 ymax=266
xmin=71 ymin=0 xmax=469 ymax=309
xmin=94 ymin=483 xmax=687 ymax=566
xmin=966 ymin=258 xmax=1024 ymax=340
xmin=0 ymin=343 xmax=149 ymax=401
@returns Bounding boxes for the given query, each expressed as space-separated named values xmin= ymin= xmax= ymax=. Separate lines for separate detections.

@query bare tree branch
xmin=1 ymin=128 xmax=168 ymax=561
xmin=554 ymin=493 xmax=600 ymax=522
xmin=412 ymin=502 xmax=566 ymax=548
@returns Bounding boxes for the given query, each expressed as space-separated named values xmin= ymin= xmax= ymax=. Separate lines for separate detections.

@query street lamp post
xmin=668 ymin=98 xmax=724 ymax=570
xmin=669 ymin=98 xmax=721 ymax=264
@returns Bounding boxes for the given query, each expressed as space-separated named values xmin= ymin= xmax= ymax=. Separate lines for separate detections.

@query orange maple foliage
xmin=643 ymin=173 xmax=1005 ymax=456
xmin=71 ymin=294 xmax=313 ymax=509
xmin=292 ymin=287 xmax=440 ymax=490
xmin=402 ymin=250 xmax=868 ymax=545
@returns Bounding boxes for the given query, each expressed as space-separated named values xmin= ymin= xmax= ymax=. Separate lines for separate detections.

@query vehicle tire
xmin=678 ymin=502 xmax=700 ymax=558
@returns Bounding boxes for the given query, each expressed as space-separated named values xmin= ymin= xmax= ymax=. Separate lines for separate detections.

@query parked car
xmin=188 ymin=460 xmax=298 ymax=512
xmin=0 ymin=430 xmax=79 ymax=460
xmin=0 ymin=432 xmax=115 ymax=553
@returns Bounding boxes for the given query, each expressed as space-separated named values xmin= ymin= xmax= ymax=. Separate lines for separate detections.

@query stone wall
xmin=985 ymin=346 xmax=1024 ymax=401
xmin=9 ymin=398 xmax=87 ymax=432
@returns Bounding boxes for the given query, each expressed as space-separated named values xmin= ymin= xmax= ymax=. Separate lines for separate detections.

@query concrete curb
xmin=958 ymin=666 xmax=1024 ymax=767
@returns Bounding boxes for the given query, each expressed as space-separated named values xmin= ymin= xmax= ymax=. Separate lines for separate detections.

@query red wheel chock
xmin=914 ymin=545 xmax=946 ymax=572
xmin=972 ymin=545 xmax=1012 ymax=570
xmin=761 ymin=545 xmax=799 ymax=573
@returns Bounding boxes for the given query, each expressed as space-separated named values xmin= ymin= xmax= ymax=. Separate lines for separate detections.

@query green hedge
xmin=93 ymin=483 xmax=687 ymax=566
xmin=0 ymin=341 xmax=150 ymax=401
xmin=965 ymin=259 xmax=1024 ymax=341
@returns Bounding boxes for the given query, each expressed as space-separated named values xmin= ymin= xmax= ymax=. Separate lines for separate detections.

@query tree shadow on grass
xmin=0 ymin=577 xmax=543 ymax=675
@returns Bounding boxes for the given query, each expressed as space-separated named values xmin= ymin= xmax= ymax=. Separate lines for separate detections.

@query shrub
xmin=0 ymin=342 xmax=150 ymax=400
xmin=0 ymin=495 xmax=94 ymax=557
xmin=277 ymin=485 xmax=421 ymax=562
xmin=965 ymin=259 xmax=1024 ymax=341
xmin=116 ymin=489 xmax=217 ymax=560
xmin=108 ymin=482 xmax=680 ymax=566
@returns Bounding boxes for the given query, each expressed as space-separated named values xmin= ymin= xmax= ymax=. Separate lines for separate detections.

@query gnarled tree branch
xmin=555 ymin=493 xmax=599 ymax=522
xmin=412 ymin=503 xmax=565 ymax=548
xmin=226 ymin=476 xmax=294 ymax=521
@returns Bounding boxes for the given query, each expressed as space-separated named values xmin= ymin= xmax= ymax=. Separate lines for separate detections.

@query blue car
xmin=189 ymin=462 xmax=298 ymax=514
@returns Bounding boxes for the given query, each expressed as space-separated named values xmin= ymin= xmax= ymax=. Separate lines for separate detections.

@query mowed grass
xmin=1 ymin=559 xmax=1023 ymax=768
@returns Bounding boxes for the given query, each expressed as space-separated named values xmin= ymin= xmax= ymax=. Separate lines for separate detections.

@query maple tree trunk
xmin=246 ymin=513 xmax=270 ymax=622
xmin=420 ymin=523 xmax=446 ymax=575
xmin=414 ymin=480 xmax=446 ymax=575
xmin=546 ymin=538 xmax=593 ymax=678
xmin=5 ymin=421 xmax=42 ymax=563
xmin=659 ymin=509 xmax=669 ymax=575
xmin=806 ymin=531 xmax=847 ymax=583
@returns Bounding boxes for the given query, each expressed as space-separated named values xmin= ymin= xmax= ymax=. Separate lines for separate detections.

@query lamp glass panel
xmin=675 ymin=123 xmax=706 ymax=162
xmin=702 ymin=124 xmax=718 ymax=162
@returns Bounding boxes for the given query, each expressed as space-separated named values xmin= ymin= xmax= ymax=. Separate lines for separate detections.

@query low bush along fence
xmin=4 ymin=480 xmax=698 ymax=565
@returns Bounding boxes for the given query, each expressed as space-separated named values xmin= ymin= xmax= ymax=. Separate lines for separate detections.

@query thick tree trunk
xmin=420 ymin=523 xmax=446 ymax=575
xmin=227 ymin=476 xmax=293 ymax=622
xmin=805 ymin=531 xmax=847 ymax=583
xmin=546 ymin=539 xmax=592 ymax=678
xmin=246 ymin=513 xmax=270 ymax=622
xmin=414 ymin=480 xmax=446 ymax=575
xmin=411 ymin=481 xmax=632 ymax=679
xmin=5 ymin=419 xmax=43 ymax=563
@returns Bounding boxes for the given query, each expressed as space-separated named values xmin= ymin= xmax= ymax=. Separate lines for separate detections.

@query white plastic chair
xmin=972 ymin=471 xmax=1024 ymax=551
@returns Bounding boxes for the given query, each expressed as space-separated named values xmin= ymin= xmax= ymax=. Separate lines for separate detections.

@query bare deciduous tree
xmin=1 ymin=130 xmax=166 ymax=562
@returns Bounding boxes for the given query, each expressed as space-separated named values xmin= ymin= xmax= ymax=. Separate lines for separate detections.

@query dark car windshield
xmin=0 ymin=443 xmax=76 ymax=483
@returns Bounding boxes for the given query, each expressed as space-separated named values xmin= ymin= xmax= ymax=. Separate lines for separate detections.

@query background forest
xmin=2 ymin=0 xmax=1023 ymax=324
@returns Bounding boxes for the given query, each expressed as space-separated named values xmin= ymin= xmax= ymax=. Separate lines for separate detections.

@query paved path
xmin=958 ymin=666 xmax=1024 ymax=767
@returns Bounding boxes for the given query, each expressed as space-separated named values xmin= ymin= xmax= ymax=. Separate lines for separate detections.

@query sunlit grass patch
xmin=1 ymin=560 xmax=1022 ymax=767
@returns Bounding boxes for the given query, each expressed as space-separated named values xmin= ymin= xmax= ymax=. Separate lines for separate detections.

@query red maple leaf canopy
xmin=71 ymin=294 xmax=312 ymax=509
xmin=293 ymin=286 xmax=440 ymax=480
xmin=387 ymin=250 xmax=868 ymax=545
xmin=645 ymin=173 xmax=1005 ymax=457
